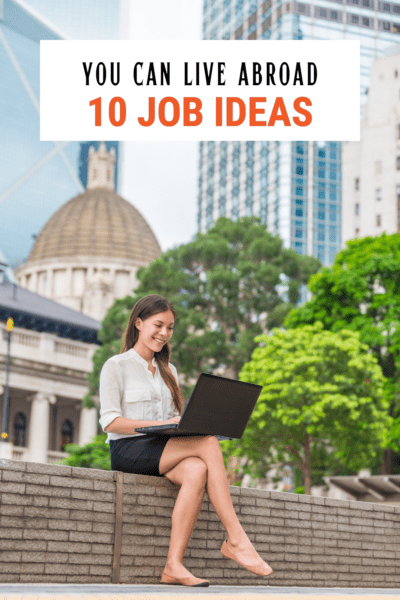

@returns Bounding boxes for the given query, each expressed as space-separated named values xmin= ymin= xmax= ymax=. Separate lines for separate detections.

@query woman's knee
xmin=182 ymin=456 xmax=208 ymax=485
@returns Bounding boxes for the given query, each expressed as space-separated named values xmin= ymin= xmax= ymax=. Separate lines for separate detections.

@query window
xmin=355 ymin=203 xmax=360 ymax=215
xmin=351 ymin=13 xmax=359 ymax=23
xmin=383 ymin=2 xmax=390 ymax=10
xmin=60 ymin=419 xmax=74 ymax=451
xmin=397 ymin=156 xmax=400 ymax=170
xmin=362 ymin=16 xmax=370 ymax=25
xmin=375 ymin=160 xmax=382 ymax=174
xmin=376 ymin=214 xmax=381 ymax=226
xmin=355 ymin=228 xmax=360 ymax=237
xmin=396 ymin=70 xmax=399 ymax=78
xmin=375 ymin=188 xmax=382 ymax=201
xmin=13 ymin=412 xmax=26 ymax=447
xmin=397 ymin=124 xmax=400 ymax=139
xmin=355 ymin=177 xmax=360 ymax=190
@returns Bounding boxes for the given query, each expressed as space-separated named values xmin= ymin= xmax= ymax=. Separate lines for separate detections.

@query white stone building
xmin=0 ymin=279 xmax=100 ymax=464
xmin=14 ymin=143 xmax=161 ymax=321
xmin=1 ymin=144 xmax=162 ymax=464
xmin=343 ymin=46 xmax=400 ymax=245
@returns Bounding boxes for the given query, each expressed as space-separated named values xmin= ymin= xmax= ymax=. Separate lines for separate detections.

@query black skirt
xmin=109 ymin=434 xmax=171 ymax=477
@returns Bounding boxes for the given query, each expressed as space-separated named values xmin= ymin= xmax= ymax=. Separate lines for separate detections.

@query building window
xmin=13 ymin=412 xmax=27 ymax=447
xmin=375 ymin=188 xmax=382 ymax=201
xmin=396 ymin=70 xmax=399 ymax=78
xmin=376 ymin=214 xmax=381 ymax=227
xmin=60 ymin=419 xmax=74 ymax=451
xmin=355 ymin=203 xmax=360 ymax=215
xmin=397 ymin=156 xmax=400 ymax=170
xmin=355 ymin=177 xmax=360 ymax=190
xmin=93 ymin=168 xmax=97 ymax=180
xmin=355 ymin=228 xmax=360 ymax=237
xmin=375 ymin=160 xmax=382 ymax=174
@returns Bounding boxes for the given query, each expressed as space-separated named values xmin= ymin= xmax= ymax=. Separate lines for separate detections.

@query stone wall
xmin=1 ymin=458 xmax=400 ymax=587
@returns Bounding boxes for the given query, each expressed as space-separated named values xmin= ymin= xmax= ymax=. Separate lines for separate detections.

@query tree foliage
xmin=221 ymin=322 xmax=391 ymax=494
xmin=56 ymin=434 xmax=111 ymax=470
xmin=284 ymin=233 xmax=400 ymax=470
xmin=83 ymin=216 xmax=320 ymax=408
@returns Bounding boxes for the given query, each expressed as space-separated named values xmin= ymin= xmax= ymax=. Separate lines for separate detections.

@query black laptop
xmin=135 ymin=372 xmax=262 ymax=441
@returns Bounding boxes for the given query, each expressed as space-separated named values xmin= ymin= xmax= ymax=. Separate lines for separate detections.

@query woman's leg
xmin=162 ymin=456 xmax=207 ymax=578
xmin=159 ymin=435 xmax=264 ymax=565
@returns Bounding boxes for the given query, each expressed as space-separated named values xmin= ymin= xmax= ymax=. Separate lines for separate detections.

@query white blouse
xmin=99 ymin=347 xmax=180 ymax=444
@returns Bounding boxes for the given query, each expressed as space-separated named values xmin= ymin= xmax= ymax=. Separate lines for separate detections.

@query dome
xmin=26 ymin=187 xmax=161 ymax=264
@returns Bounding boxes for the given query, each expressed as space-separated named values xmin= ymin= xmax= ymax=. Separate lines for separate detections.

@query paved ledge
xmin=1 ymin=584 xmax=400 ymax=598
xmin=1 ymin=460 xmax=400 ymax=587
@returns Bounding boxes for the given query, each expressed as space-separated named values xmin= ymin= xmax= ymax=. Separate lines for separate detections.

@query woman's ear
xmin=134 ymin=317 xmax=142 ymax=331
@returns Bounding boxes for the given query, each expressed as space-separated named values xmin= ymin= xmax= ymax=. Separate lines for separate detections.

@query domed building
xmin=15 ymin=143 xmax=161 ymax=321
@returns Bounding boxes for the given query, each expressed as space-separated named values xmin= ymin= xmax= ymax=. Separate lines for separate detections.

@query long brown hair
xmin=120 ymin=295 xmax=182 ymax=415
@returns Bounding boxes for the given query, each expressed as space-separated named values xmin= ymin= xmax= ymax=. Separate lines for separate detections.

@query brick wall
xmin=1 ymin=458 xmax=400 ymax=586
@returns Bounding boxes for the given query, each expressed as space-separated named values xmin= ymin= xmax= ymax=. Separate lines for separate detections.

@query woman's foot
xmin=161 ymin=560 xmax=209 ymax=587
xmin=221 ymin=537 xmax=273 ymax=577
xmin=163 ymin=559 xmax=200 ymax=580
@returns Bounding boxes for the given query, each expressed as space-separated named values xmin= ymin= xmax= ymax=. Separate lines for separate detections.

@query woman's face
xmin=135 ymin=309 xmax=175 ymax=354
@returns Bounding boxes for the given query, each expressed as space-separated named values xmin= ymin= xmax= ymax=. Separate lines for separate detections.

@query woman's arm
xmin=104 ymin=415 xmax=180 ymax=434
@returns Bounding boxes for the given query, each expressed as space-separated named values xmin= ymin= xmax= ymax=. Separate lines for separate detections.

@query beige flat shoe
xmin=221 ymin=539 xmax=273 ymax=577
xmin=160 ymin=570 xmax=210 ymax=587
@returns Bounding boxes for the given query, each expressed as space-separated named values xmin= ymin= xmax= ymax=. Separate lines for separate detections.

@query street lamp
xmin=1 ymin=317 xmax=14 ymax=459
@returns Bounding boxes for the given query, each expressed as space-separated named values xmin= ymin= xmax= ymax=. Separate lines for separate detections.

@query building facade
xmin=343 ymin=46 xmax=400 ymax=242
xmin=0 ymin=0 xmax=124 ymax=269
xmin=0 ymin=279 xmax=101 ymax=465
xmin=198 ymin=0 xmax=400 ymax=280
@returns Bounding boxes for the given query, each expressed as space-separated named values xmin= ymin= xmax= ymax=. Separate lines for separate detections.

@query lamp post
xmin=1 ymin=317 xmax=14 ymax=459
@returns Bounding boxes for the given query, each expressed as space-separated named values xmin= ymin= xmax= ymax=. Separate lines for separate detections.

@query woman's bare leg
xmin=162 ymin=456 xmax=207 ymax=578
xmin=159 ymin=435 xmax=263 ymax=565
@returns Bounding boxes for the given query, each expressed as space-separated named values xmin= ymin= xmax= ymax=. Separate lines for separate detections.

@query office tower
xmin=0 ymin=0 xmax=126 ymax=269
xmin=198 ymin=0 xmax=400 ymax=282
xmin=343 ymin=46 xmax=400 ymax=243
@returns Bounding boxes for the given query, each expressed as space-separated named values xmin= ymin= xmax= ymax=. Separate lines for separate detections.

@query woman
xmin=99 ymin=294 xmax=273 ymax=587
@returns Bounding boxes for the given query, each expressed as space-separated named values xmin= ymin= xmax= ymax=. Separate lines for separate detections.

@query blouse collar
xmin=128 ymin=347 xmax=157 ymax=369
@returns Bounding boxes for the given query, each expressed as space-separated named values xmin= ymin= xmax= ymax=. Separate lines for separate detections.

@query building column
xmin=78 ymin=405 xmax=99 ymax=446
xmin=27 ymin=393 xmax=56 ymax=464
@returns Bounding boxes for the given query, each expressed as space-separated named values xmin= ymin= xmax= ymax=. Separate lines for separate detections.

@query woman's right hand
xmin=163 ymin=416 xmax=181 ymax=425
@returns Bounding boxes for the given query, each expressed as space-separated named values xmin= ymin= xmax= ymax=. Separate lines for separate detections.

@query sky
xmin=122 ymin=0 xmax=203 ymax=253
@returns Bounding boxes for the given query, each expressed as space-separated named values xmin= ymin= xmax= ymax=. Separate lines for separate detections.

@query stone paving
xmin=1 ymin=584 xmax=400 ymax=598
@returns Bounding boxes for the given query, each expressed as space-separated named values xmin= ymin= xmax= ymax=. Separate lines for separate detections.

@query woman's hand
xmin=163 ymin=416 xmax=181 ymax=425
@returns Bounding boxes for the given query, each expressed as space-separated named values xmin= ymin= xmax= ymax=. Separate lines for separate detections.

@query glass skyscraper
xmin=198 ymin=0 xmax=400 ymax=280
xmin=0 ymin=0 xmax=126 ymax=269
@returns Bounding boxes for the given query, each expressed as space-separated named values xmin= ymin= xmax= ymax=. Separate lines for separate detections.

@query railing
xmin=10 ymin=447 xmax=70 ymax=464
xmin=2 ymin=329 xmax=40 ymax=347
xmin=54 ymin=341 xmax=88 ymax=358
xmin=47 ymin=450 xmax=70 ymax=464
xmin=12 ymin=446 xmax=28 ymax=461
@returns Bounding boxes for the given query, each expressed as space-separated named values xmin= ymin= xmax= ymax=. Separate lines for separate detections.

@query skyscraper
xmin=198 ymin=0 xmax=400 ymax=281
xmin=0 ymin=0 xmax=126 ymax=269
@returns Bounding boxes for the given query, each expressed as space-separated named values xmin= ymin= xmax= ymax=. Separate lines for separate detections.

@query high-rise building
xmin=198 ymin=0 xmax=400 ymax=282
xmin=343 ymin=45 xmax=400 ymax=243
xmin=0 ymin=0 xmax=126 ymax=269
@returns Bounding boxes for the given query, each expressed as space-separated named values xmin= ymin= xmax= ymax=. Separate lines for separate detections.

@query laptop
xmin=135 ymin=372 xmax=262 ymax=441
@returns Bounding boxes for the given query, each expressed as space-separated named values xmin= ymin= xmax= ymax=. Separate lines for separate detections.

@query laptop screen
xmin=178 ymin=373 xmax=262 ymax=439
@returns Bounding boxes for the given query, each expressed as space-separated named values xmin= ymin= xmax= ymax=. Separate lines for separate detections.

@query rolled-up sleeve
xmin=170 ymin=363 xmax=181 ymax=417
xmin=99 ymin=359 xmax=123 ymax=432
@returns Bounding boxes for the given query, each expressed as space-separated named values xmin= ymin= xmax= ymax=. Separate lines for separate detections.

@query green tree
xmin=284 ymin=233 xmax=400 ymax=472
xmin=83 ymin=215 xmax=320 ymax=408
xmin=56 ymin=433 xmax=111 ymax=470
xmin=221 ymin=322 xmax=391 ymax=494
